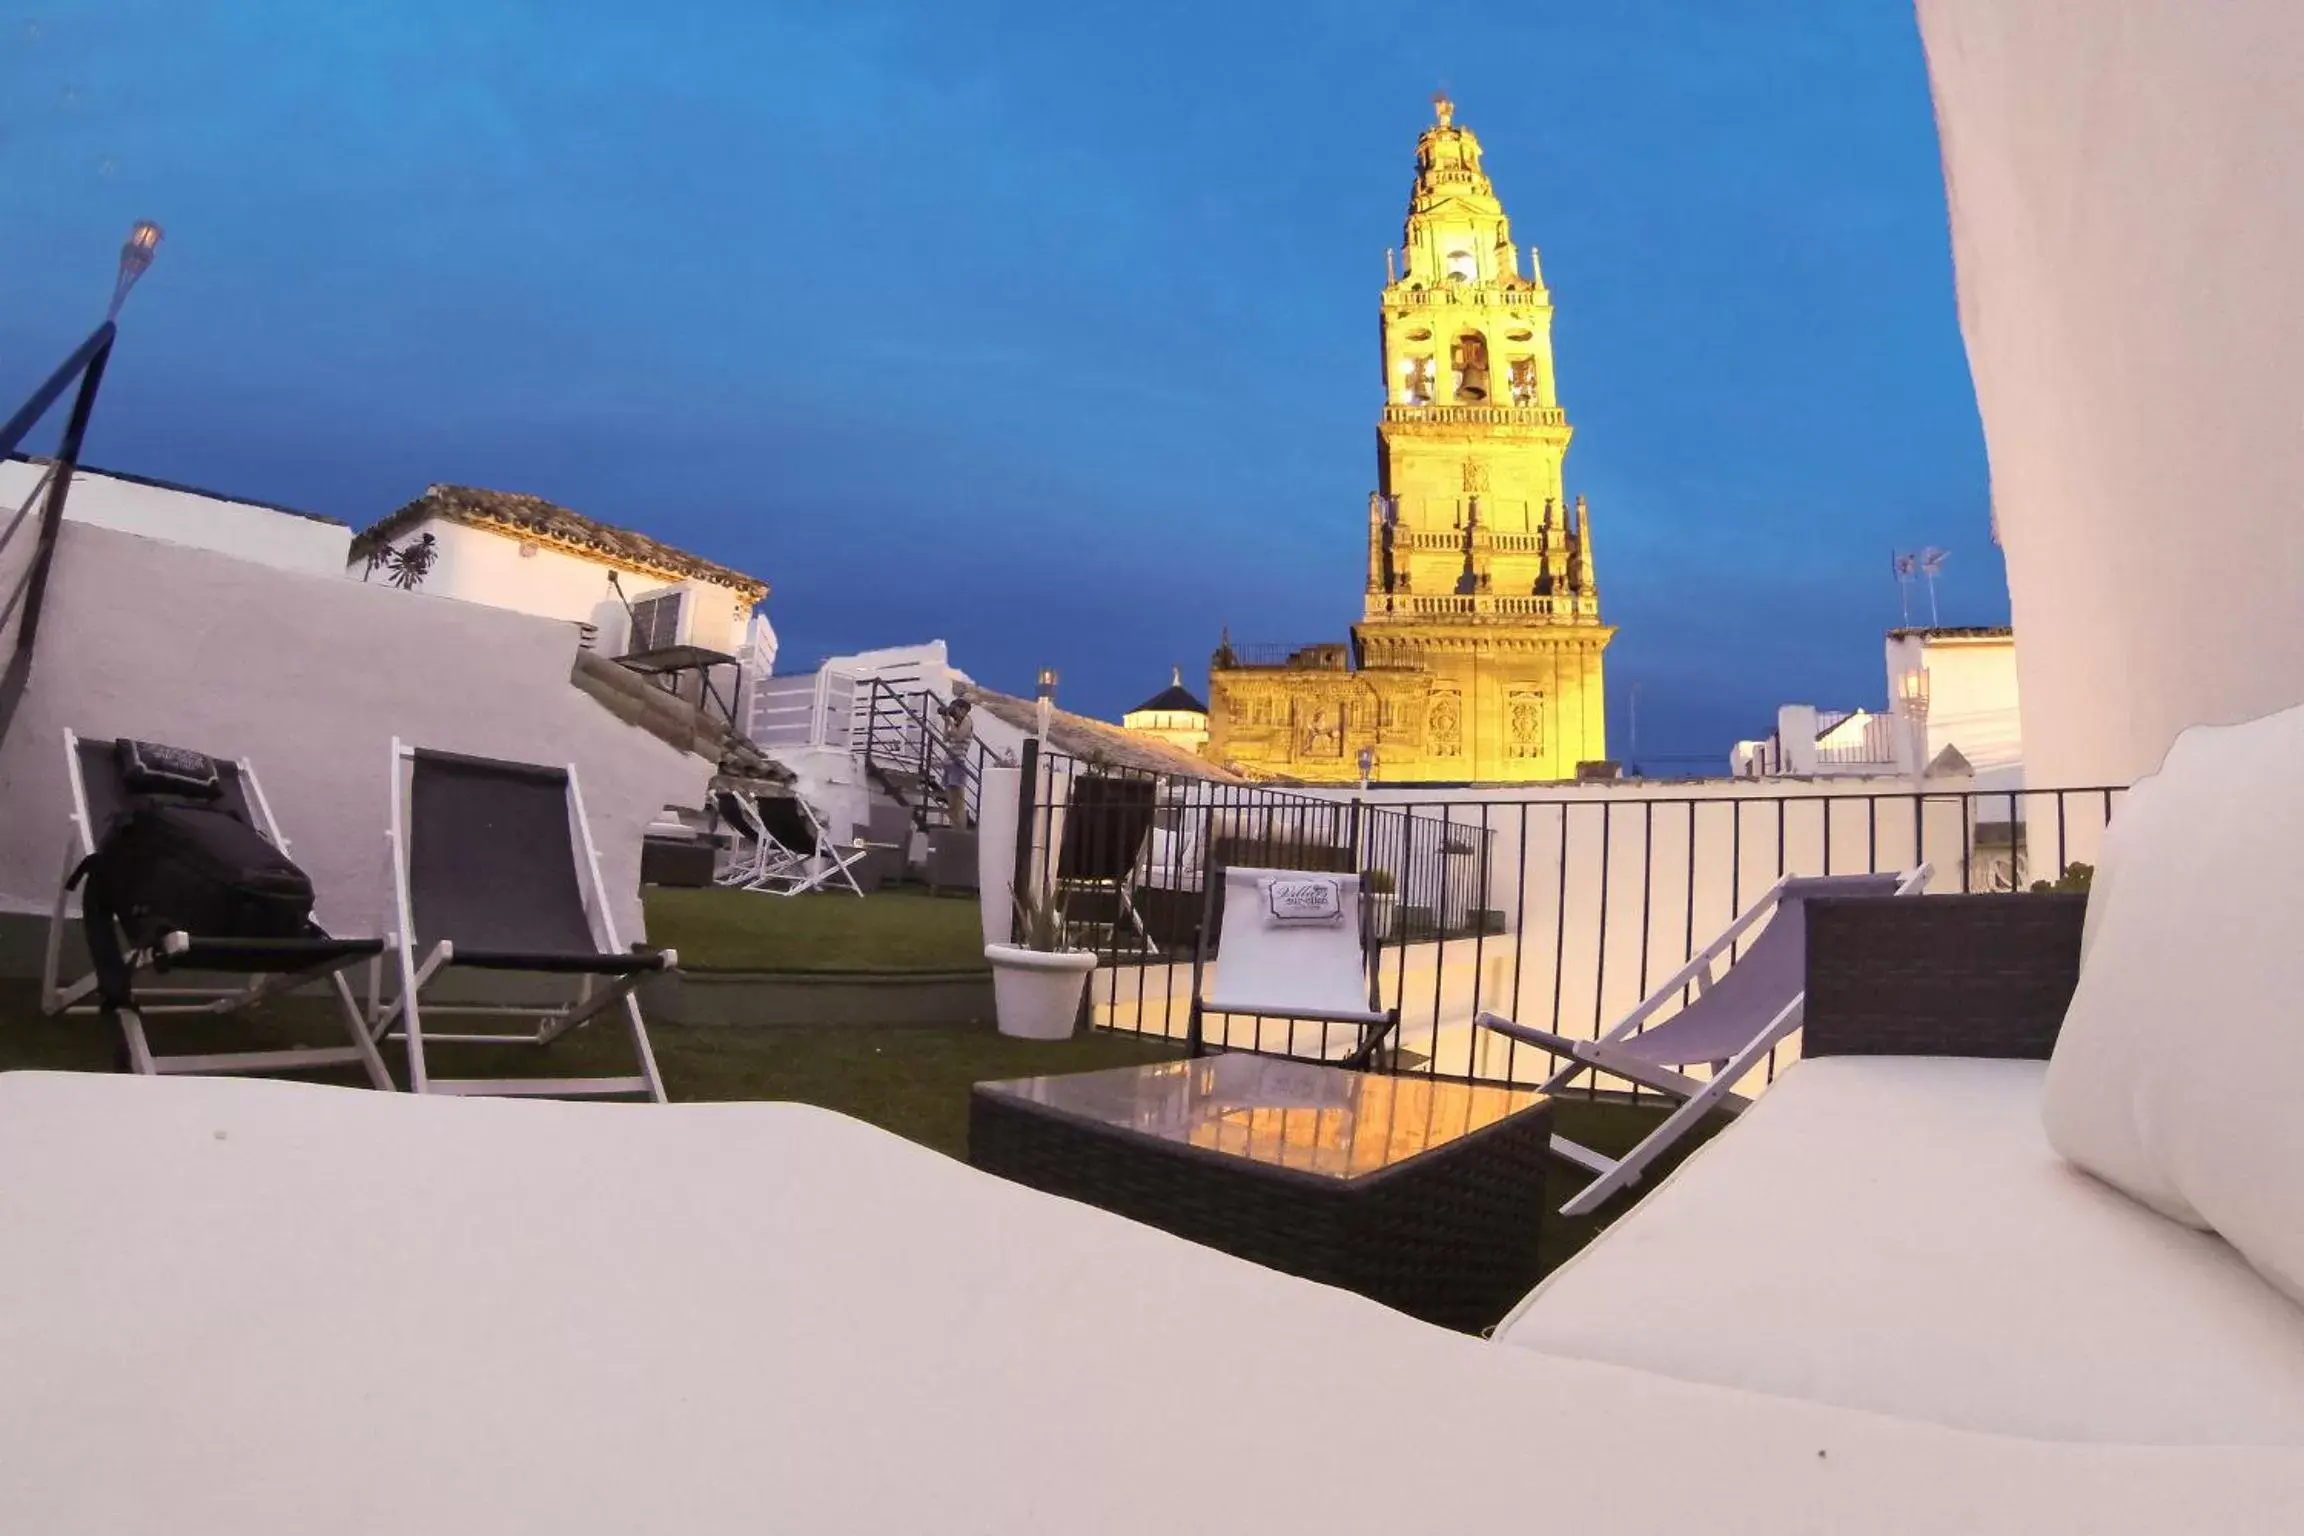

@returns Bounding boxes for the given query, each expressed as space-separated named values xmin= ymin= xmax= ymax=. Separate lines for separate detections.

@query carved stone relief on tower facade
xmin=1508 ymin=689 xmax=1545 ymax=759
xmin=1429 ymin=689 xmax=1463 ymax=758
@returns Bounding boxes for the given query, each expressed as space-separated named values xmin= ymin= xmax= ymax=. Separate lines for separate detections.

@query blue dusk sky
xmin=1 ymin=1 xmax=2001 ymax=767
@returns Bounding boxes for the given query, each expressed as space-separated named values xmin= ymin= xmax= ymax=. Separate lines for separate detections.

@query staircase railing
xmin=859 ymin=678 xmax=991 ymax=831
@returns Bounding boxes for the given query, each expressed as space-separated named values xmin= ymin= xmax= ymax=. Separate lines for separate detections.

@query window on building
xmin=625 ymin=589 xmax=685 ymax=655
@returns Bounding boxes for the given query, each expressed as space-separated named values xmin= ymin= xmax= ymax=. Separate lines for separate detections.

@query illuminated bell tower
xmin=1207 ymin=94 xmax=1614 ymax=784
xmin=1354 ymin=92 xmax=1612 ymax=780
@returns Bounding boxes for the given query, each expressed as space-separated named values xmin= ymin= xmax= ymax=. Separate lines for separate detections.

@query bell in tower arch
xmin=1451 ymin=332 xmax=1490 ymax=403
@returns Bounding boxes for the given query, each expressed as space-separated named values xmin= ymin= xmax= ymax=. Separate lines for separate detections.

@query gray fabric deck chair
xmin=748 ymin=793 xmax=870 ymax=897
xmin=1055 ymin=774 xmax=1160 ymax=951
xmin=374 ymin=741 xmax=674 ymax=1100
xmin=42 ymin=730 xmax=391 ymax=1089
xmin=1475 ymin=867 xmax=1929 ymax=1215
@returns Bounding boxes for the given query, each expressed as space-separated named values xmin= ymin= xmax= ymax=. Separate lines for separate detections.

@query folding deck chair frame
xmin=711 ymin=787 xmax=810 ymax=891
xmin=1184 ymin=863 xmax=1401 ymax=1070
xmin=745 ymin=793 xmax=872 ymax=898
xmin=41 ymin=729 xmax=392 ymax=1089
xmin=1475 ymin=865 xmax=1931 ymax=1215
xmin=371 ymin=740 xmax=675 ymax=1100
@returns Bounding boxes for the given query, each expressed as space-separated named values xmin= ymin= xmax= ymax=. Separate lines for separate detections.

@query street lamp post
xmin=1897 ymin=666 xmax=1933 ymax=785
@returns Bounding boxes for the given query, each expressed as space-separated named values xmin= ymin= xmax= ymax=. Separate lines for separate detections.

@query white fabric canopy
xmin=1919 ymin=0 xmax=2304 ymax=789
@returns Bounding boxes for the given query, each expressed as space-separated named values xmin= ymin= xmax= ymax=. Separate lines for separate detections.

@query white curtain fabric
xmin=1917 ymin=0 xmax=2304 ymax=790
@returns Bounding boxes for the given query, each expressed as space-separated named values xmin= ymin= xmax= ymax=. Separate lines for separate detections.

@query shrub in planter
xmin=2028 ymin=862 xmax=2094 ymax=895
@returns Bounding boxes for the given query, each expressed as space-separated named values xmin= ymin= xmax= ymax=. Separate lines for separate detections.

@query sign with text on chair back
xmin=1262 ymin=875 xmax=1344 ymax=927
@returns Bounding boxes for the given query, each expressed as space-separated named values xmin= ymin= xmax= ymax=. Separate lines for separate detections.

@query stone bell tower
xmin=1209 ymin=95 xmax=1614 ymax=783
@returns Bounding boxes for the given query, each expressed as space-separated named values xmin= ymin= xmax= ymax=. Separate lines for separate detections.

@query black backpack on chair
xmin=69 ymin=740 xmax=320 ymax=1007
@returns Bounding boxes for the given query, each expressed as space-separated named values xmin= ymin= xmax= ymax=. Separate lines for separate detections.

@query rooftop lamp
xmin=108 ymin=220 xmax=163 ymax=320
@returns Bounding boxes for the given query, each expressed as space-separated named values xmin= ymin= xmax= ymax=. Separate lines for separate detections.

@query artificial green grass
xmin=642 ymin=886 xmax=991 ymax=974
xmin=0 ymin=979 xmax=1724 ymax=1292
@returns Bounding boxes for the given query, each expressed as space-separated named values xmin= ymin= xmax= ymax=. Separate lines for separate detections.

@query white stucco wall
xmin=353 ymin=517 xmax=756 ymax=657
xmin=0 ymin=521 xmax=709 ymax=947
xmin=1884 ymin=632 xmax=2021 ymax=784
xmin=1919 ymin=0 xmax=2304 ymax=788
xmin=1 ymin=460 xmax=351 ymax=577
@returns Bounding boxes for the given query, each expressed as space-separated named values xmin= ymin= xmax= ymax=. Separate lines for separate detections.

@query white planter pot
xmin=1369 ymin=894 xmax=1397 ymax=942
xmin=985 ymin=944 xmax=1099 ymax=1040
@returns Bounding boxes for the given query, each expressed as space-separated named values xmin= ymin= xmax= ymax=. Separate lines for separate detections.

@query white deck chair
xmin=1474 ymin=866 xmax=1930 ymax=1215
xmin=1185 ymin=865 xmax=1400 ymax=1068
xmin=41 ymin=730 xmax=392 ymax=1089
xmin=747 ymin=794 xmax=872 ymax=898
xmin=371 ymin=741 xmax=674 ymax=1100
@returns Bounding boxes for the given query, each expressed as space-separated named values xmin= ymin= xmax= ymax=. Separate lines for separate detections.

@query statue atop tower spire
xmin=1432 ymin=90 xmax=1454 ymax=128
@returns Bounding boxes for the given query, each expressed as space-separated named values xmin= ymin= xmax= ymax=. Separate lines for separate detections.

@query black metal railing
xmin=1009 ymin=749 xmax=1496 ymax=964
xmin=1005 ymin=760 xmax=2123 ymax=1093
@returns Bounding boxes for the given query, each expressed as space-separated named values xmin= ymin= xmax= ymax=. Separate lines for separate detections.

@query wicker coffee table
xmin=969 ymin=1055 xmax=1551 ymax=1332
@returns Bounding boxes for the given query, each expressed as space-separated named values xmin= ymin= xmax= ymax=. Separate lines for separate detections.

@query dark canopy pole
xmin=11 ymin=329 xmax=115 ymax=660
xmin=0 ymin=222 xmax=163 ymax=747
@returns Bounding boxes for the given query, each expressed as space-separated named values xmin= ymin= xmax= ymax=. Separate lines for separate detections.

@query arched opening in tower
xmin=1450 ymin=332 xmax=1490 ymax=402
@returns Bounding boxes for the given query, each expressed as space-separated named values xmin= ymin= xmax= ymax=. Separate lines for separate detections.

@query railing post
xmin=1009 ymin=736 xmax=1040 ymax=945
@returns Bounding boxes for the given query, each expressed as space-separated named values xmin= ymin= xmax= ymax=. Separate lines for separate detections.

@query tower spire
xmin=1573 ymin=495 xmax=1598 ymax=596
xmin=1432 ymin=90 xmax=1454 ymax=128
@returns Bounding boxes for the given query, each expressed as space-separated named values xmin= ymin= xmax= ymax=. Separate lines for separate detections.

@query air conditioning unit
xmin=624 ymin=587 xmax=687 ymax=656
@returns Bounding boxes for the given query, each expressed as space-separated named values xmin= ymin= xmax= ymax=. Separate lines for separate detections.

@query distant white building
xmin=3 ymin=455 xmax=351 ymax=577
xmin=1733 ymin=627 xmax=2021 ymax=791
xmin=347 ymin=484 xmax=770 ymax=666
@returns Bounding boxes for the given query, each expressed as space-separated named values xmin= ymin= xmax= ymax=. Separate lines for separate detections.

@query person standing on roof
xmin=940 ymin=697 xmax=976 ymax=829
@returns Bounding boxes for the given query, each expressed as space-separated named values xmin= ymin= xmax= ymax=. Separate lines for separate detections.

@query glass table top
xmin=976 ymin=1054 xmax=1545 ymax=1181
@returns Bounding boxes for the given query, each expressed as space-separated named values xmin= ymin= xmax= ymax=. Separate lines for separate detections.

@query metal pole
xmin=10 ymin=329 xmax=114 ymax=679
xmin=1009 ymin=736 xmax=1040 ymax=945
xmin=0 ymin=322 xmax=114 ymax=462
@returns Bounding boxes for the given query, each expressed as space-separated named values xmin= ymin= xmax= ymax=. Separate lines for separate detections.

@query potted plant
xmin=985 ymin=887 xmax=1098 ymax=1040
xmin=2028 ymin=861 xmax=2094 ymax=894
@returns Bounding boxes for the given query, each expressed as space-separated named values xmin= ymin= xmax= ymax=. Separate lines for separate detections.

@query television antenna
xmin=1892 ymin=551 xmax=1917 ymax=626
xmin=1916 ymin=547 xmax=1949 ymax=626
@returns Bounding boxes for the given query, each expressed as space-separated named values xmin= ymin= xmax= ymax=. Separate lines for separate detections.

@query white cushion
xmin=4 ymin=1070 xmax=2303 ymax=1534
xmin=1499 ymin=1057 xmax=2304 ymax=1446
xmin=2044 ymin=703 xmax=2304 ymax=1301
xmin=2040 ymin=751 xmax=2207 ymax=1226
